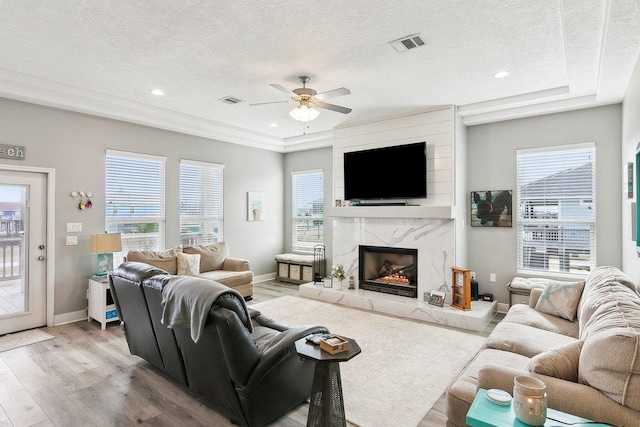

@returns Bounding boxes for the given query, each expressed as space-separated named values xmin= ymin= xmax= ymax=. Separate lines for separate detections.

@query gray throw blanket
xmin=161 ymin=276 xmax=252 ymax=342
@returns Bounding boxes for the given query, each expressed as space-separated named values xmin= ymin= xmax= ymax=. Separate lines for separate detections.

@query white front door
xmin=0 ymin=170 xmax=47 ymax=335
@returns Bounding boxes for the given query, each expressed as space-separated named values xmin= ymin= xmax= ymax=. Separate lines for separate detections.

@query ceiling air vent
xmin=389 ymin=34 xmax=426 ymax=53
xmin=219 ymin=96 xmax=243 ymax=105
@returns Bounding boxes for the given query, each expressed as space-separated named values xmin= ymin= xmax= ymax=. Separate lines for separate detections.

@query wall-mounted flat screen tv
xmin=344 ymin=141 xmax=427 ymax=201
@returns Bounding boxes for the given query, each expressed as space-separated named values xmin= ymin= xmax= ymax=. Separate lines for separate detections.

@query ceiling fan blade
xmin=314 ymin=101 xmax=352 ymax=114
xmin=315 ymin=87 xmax=351 ymax=100
xmin=270 ymin=84 xmax=295 ymax=96
xmin=249 ymin=100 xmax=292 ymax=106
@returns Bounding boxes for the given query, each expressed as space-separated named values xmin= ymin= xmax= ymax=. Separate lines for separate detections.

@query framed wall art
xmin=470 ymin=190 xmax=513 ymax=227
xmin=628 ymin=162 xmax=634 ymax=199
xmin=247 ymin=191 xmax=265 ymax=221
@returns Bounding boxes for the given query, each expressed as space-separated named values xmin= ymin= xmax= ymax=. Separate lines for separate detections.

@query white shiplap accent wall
xmin=333 ymin=107 xmax=455 ymax=206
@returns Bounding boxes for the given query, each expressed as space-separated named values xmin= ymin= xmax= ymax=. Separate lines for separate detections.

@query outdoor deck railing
xmin=0 ymin=238 xmax=22 ymax=281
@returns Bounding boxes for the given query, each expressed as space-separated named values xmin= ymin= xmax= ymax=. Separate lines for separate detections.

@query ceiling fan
xmin=251 ymin=76 xmax=351 ymax=122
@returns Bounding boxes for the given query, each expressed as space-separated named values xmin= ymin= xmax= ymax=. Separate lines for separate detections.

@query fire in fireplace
xmin=358 ymin=245 xmax=418 ymax=298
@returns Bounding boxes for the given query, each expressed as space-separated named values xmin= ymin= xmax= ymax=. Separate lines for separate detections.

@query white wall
xmin=333 ymin=107 xmax=455 ymax=206
xmin=467 ymin=105 xmax=622 ymax=304
xmin=454 ymin=110 xmax=468 ymax=267
xmin=622 ymin=55 xmax=640 ymax=280
xmin=283 ymin=147 xmax=334 ymax=263
xmin=0 ymin=97 xmax=284 ymax=320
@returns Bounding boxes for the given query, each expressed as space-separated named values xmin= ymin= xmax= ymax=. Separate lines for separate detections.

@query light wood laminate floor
xmin=0 ymin=280 xmax=502 ymax=427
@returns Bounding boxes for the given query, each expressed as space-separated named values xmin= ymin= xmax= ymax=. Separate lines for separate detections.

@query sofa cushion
xmin=199 ymin=269 xmax=254 ymax=288
xmin=126 ymin=247 xmax=181 ymax=275
xmin=578 ymin=266 xmax=637 ymax=330
xmin=183 ymin=242 xmax=229 ymax=272
xmin=487 ymin=321 xmax=577 ymax=358
xmin=535 ymin=280 xmax=584 ymax=321
xmin=578 ymin=266 xmax=640 ymax=339
xmin=579 ymin=327 xmax=640 ymax=411
xmin=527 ymin=340 xmax=583 ymax=382
xmin=177 ymin=252 xmax=200 ymax=276
xmin=502 ymin=304 xmax=579 ymax=338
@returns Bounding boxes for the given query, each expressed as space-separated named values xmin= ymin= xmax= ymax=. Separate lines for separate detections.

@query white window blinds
xmin=105 ymin=150 xmax=166 ymax=262
xmin=516 ymin=143 xmax=595 ymax=275
xmin=292 ymin=170 xmax=324 ymax=252
xmin=179 ymin=160 xmax=224 ymax=246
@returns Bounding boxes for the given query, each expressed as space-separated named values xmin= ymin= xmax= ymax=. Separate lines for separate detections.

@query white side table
xmin=88 ymin=276 xmax=119 ymax=330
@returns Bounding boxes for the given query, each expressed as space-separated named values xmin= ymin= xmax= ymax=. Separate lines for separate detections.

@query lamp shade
xmin=89 ymin=233 xmax=122 ymax=254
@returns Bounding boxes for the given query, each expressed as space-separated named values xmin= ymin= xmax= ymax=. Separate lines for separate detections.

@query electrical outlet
xmin=471 ymin=271 xmax=476 ymax=280
xmin=66 ymin=235 xmax=78 ymax=245
xmin=490 ymin=273 xmax=496 ymax=282
xmin=423 ymin=291 xmax=429 ymax=302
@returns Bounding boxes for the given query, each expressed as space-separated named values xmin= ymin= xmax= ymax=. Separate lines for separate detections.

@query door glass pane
xmin=0 ymin=184 xmax=26 ymax=316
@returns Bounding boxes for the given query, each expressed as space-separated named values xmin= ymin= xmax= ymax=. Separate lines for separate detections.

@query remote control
xmin=305 ymin=333 xmax=329 ymax=345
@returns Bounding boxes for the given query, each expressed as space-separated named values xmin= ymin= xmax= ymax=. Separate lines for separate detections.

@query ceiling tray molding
xmin=0 ymin=68 xmax=286 ymax=152
xmin=458 ymin=86 xmax=571 ymax=116
xmin=283 ymin=130 xmax=334 ymax=152
xmin=461 ymin=94 xmax=603 ymax=126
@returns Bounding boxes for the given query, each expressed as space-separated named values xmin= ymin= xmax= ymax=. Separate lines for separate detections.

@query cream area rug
xmin=250 ymin=296 xmax=486 ymax=427
xmin=0 ymin=328 xmax=54 ymax=353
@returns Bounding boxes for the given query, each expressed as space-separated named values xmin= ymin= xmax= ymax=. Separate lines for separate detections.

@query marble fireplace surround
xmin=298 ymin=207 xmax=497 ymax=331
xmin=332 ymin=216 xmax=455 ymax=298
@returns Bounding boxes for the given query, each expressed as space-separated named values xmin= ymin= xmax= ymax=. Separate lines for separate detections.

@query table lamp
xmin=89 ymin=233 xmax=122 ymax=276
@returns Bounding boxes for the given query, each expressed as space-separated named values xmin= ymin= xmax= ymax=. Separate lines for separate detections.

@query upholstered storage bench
xmin=275 ymin=253 xmax=314 ymax=284
xmin=507 ymin=276 xmax=552 ymax=306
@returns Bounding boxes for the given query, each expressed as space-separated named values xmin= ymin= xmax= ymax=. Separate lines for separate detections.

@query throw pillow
xmin=126 ymin=247 xmax=181 ymax=275
xmin=535 ymin=280 xmax=585 ymax=321
xmin=177 ymin=252 xmax=201 ymax=276
xmin=183 ymin=242 xmax=229 ymax=272
xmin=527 ymin=340 xmax=584 ymax=382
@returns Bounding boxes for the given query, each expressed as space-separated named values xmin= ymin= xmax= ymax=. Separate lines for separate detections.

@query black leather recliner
xmin=109 ymin=262 xmax=329 ymax=427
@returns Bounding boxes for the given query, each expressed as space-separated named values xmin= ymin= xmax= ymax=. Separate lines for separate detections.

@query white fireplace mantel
xmin=326 ymin=205 xmax=453 ymax=219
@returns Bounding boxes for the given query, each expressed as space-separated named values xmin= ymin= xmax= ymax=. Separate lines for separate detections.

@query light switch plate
xmin=66 ymin=235 xmax=78 ymax=245
xmin=66 ymin=223 xmax=82 ymax=232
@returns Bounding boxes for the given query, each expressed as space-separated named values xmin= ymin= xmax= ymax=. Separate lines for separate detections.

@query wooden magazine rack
xmin=451 ymin=267 xmax=471 ymax=311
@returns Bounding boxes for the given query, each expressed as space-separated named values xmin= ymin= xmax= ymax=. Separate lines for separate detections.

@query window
xmin=292 ymin=170 xmax=324 ymax=252
xmin=105 ymin=150 xmax=166 ymax=263
xmin=517 ymin=143 xmax=595 ymax=275
xmin=179 ymin=159 xmax=224 ymax=246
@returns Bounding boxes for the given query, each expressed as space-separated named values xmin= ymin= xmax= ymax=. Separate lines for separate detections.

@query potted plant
xmin=332 ymin=264 xmax=346 ymax=290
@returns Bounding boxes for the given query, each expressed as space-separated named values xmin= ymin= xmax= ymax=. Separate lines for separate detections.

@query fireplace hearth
xmin=359 ymin=245 xmax=418 ymax=298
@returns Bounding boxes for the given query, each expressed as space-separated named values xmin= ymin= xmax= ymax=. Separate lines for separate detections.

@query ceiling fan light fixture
xmin=289 ymin=104 xmax=319 ymax=122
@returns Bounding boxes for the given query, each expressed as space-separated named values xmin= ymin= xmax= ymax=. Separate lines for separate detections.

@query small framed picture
xmin=428 ymin=290 xmax=445 ymax=307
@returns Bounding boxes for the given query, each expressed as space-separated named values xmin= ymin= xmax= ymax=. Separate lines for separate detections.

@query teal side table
xmin=466 ymin=389 xmax=610 ymax=427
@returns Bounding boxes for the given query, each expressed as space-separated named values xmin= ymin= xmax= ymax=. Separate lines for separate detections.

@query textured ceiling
xmin=0 ymin=0 xmax=638 ymax=151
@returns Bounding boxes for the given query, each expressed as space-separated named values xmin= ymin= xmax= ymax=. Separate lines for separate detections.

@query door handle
xmin=37 ymin=255 xmax=46 ymax=261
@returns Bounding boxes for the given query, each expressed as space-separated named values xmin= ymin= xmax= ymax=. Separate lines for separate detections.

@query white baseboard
xmin=53 ymin=309 xmax=87 ymax=326
xmin=254 ymin=272 xmax=276 ymax=283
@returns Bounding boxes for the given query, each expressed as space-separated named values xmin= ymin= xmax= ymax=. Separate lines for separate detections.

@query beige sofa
xmin=126 ymin=241 xmax=254 ymax=299
xmin=446 ymin=265 xmax=640 ymax=426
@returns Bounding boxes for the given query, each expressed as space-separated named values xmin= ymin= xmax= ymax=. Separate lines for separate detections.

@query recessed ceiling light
xmin=269 ymin=123 xmax=278 ymax=128
xmin=151 ymin=88 xmax=165 ymax=96
xmin=494 ymin=71 xmax=510 ymax=78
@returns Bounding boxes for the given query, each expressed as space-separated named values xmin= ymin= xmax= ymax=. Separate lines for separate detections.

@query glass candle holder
xmin=513 ymin=375 xmax=547 ymax=426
